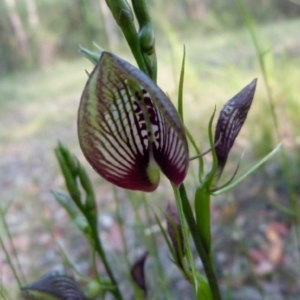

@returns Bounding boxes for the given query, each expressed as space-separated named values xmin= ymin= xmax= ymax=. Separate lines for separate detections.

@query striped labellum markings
xmin=78 ymin=52 xmax=189 ymax=192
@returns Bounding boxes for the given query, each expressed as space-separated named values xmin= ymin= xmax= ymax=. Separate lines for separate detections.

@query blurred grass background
xmin=0 ymin=0 xmax=300 ymax=299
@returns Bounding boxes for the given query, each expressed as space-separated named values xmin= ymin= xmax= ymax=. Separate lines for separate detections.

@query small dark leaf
xmin=130 ymin=251 xmax=148 ymax=295
xmin=214 ymin=79 xmax=257 ymax=174
xmin=21 ymin=271 xmax=86 ymax=300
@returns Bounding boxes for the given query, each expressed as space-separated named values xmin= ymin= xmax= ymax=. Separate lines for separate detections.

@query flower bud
xmin=105 ymin=0 xmax=134 ymax=27
xmin=214 ymin=79 xmax=257 ymax=176
xmin=130 ymin=251 xmax=148 ymax=295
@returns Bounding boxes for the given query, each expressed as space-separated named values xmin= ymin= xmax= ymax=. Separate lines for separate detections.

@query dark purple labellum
xmin=214 ymin=79 xmax=257 ymax=173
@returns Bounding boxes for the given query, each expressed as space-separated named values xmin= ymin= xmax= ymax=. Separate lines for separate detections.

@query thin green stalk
xmin=177 ymin=45 xmax=185 ymax=122
xmin=179 ymin=184 xmax=222 ymax=300
xmin=238 ymin=0 xmax=300 ymax=260
xmin=212 ymin=144 xmax=281 ymax=195
xmin=131 ymin=0 xmax=157 ymax=81
xmin=194 ymin=186 xmax=211 ymax=255
xmin=106 ymin=0 xmax=150 ymax=77
xmin=0 ymin=286 xmax=12 ymax=300
xmin=0 ymin=207 xmax=26 ymax=285
xmin=113 ymin=187 xmax=130 ymax=267
xmin=87 ymin=219 xmax=123 ymax=300
xmin=0 ymin=235 xmax=22 ymax=289
xmin=171 ymin=184 xmax=199 ymax=293
xmin=142 ymin=194 xmax=171 ymax=300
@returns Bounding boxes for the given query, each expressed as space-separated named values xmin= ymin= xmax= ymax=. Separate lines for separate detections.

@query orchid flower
xmin=78 ymin=52 xmax=189 ymax=192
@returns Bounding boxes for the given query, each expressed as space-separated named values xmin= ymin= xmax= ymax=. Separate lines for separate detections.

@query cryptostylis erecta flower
xmin=78 ymin=52 xmax=189 ymax=192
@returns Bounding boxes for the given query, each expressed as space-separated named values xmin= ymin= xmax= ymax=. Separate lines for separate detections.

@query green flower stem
xmin=87 ymin=217 xmax=123 ymax=300
xmin=171 ymin=184 xmax=198 ymax=290
xmin=177 ymin=46 xmax=185 ymax=123
xmin=238 ymin=0 xmax=300 ymax=263
xmin=131 ymin=0 xmax=152 ymax=33
xmin=194 ymin=185 xmax=211 ymax=254
xmin=179 ymin=184 xmax=222 ymax=300
xmin=106 ymin=0 xmax=150 ymax=78
xmin=55 ymin=144 xmax=123 ymax=300
xmin=0 ymin=234 xmax=22 ymax=289
xmin=131 ymin=0 xmax=157 ymax=81
xmin=0 ymin=206 xmax=26 ymax=285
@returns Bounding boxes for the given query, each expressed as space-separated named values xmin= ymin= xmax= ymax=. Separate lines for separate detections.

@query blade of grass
xmin=212 ymin=144 xmax=281 ymax=195
xmin=113 ymin=186 xmax=130 ymax=267
xmin=238 ymin=0 xmax=300 ymax=265
xmin=141 ymin=193 xmax=172 ymax=300
xmin=0 ymin=205 xmax=26 ymax=285
xmin=0 ymin=235 xmax=22 ymax=289
xmin=177 ymin=45 xmax=185 ymax=122
xmin=171 ymin=184 xmax=199 ymax=295
xmin=127 ymin=191 xmax=171 ymax=299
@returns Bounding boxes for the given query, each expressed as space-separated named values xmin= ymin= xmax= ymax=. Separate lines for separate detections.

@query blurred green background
xmin=1 ymin=0 xmax=300 ymax=299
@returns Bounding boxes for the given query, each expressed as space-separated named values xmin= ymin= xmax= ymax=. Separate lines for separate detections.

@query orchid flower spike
xmin=78 ymin=52 xmax=189 ymax=192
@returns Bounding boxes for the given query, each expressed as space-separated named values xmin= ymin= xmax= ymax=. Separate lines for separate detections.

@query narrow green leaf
xmin=196 ymin=277 xmax=213 ymax=300
xmin=177 ymin=46 xmax=186 ymax=122
xmin=212 ymin=144 xmax=281 ymax=195
xmin=205 ymin=107 xmax=217 ymax=185
xmin=268 ymin=201 xmax=296 ymax=217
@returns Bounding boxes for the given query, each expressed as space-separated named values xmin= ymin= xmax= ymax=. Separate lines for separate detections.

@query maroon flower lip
xmin=78 ymin=52 xmax=189 ymax=192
